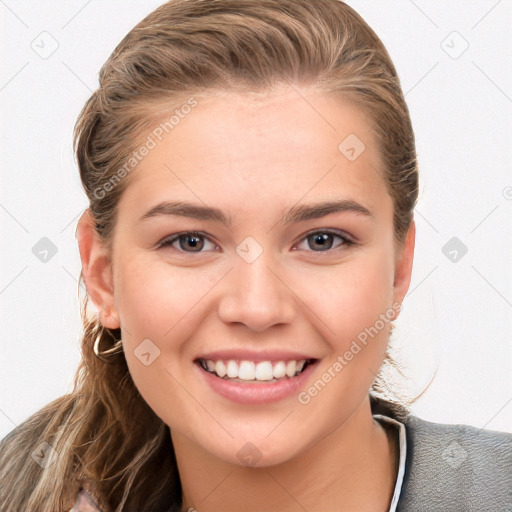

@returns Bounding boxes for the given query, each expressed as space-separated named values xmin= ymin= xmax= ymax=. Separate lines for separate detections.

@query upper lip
xmin=195 ymin=349 xmax=318 ymax=363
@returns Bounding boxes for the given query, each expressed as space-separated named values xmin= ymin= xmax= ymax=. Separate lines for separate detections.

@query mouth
xmin=196 ymin=357 xmax=317 ymax=383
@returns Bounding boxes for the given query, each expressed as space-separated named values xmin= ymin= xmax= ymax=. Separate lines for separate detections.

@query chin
xmin=200 ymin=431 xmax=306 ymax=469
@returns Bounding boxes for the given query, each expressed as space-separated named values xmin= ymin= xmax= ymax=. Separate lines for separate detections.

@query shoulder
xmin=401 ymin=412 xmax=512 ymax=511
xmin=370 ymin=395 xmax=511 ymax=511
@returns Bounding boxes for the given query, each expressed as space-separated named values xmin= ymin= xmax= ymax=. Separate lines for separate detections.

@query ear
xmin=75 ymin=209 xmax=120 ymax=329
xmin=392 ymin=219 xmax=415 ymax=318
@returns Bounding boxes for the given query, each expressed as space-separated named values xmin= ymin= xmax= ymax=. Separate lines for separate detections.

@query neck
xmin=173 ymin=396 xmax=398 ymax=512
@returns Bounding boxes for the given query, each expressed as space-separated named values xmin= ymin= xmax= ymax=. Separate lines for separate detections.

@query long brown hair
xmin=0 ymin=1 xmax=418 ymax=510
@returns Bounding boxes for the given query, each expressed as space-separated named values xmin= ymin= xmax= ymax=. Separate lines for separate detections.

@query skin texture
xmin=77 ymin=86 xmax=415 ymax=511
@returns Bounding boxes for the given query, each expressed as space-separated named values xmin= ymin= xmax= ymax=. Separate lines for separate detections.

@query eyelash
xmin=157 ymin=229 xmax=355 ymax=254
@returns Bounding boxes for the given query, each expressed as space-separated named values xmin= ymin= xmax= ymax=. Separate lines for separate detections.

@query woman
xmin=0 ymin=1 xmax=510 ymax=511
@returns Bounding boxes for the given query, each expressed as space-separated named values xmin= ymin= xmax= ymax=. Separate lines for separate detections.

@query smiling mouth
xmin=197 ymin=358 xmax=316 ymax=382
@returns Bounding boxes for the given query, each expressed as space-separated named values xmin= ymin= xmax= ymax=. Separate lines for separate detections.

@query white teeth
xmin=239 ymin=361 xmax=255 ymax=380
xmin=215 ymin=360 xmax=227 ymax=378
xmin=226 ymin=360 xmax=238 ymax=378
xmin=255 ymin=361 xmax=274 ymax=381
xmin=286 ymin=360 xmax=297 ymax=377
xmin=202 ymin=359 xmax=308 ymax=381
xmin=272 ymin=361 xmax=286 ymax=379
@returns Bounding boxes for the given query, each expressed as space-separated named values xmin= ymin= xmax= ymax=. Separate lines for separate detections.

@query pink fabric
xmin=69 ymin=480 xmax=109 ymax=512
xmin=70 ymin=489 xmax=103 ymax=511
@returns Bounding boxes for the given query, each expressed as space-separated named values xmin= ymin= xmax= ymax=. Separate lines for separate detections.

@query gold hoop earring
xmin=93 ymin=325 xmax=123 ymax=362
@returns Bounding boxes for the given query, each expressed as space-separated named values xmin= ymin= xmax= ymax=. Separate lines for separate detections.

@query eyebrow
xmin=138 ymin=199 xmax=373 ymax=226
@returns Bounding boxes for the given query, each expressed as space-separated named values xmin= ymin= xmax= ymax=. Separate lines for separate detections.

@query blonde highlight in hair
xmin=1 ymin=1 xmax=418 ymax=509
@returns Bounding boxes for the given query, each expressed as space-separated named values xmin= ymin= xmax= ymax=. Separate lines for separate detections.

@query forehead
xmin=118 ymin=88 xmax=389 ymax=218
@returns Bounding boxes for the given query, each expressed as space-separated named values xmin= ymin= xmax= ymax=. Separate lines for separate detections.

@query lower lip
xmin=195 ymin=361 xmax=317 ymax=405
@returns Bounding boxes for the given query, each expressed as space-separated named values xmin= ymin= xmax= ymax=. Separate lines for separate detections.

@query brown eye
xmin=177 ymin=234 xmax=204 ymax=252
xmin=295 ymin=230 xmax=353 ymax=253
xmin=308 ymin=233 xmax=334 ymax=251
xmin=159 ymin=232 xmax=217 ymax=253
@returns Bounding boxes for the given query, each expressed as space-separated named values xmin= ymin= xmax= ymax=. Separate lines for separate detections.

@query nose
xmin=217 ymin=252 xmax=296 ymax=332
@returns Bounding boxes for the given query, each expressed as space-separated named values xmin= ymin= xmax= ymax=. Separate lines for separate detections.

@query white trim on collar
xmin=372 ymin=414 xmax=407 ymax=512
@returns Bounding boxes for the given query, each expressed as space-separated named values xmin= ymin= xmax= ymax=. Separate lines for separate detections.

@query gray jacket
xmin=371 ymin=397 xmax=512 ymax=511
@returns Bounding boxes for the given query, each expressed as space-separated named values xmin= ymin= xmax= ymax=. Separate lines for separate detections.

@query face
xmin=81 ymin=86 xmax=414 ymax=467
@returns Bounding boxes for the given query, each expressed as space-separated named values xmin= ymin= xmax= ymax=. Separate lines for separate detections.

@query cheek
xmin=303 ymin=246 xmax=396 ymax=350
xmin=293 ymin=249 xmax=396 ymax=424
xmin=112 ymin=252 xmax=228 ymax=391
xmin=113 ymin=252 xmax=221 ymax=342
xmin=112 ymin=256 xmax=212 ymax=428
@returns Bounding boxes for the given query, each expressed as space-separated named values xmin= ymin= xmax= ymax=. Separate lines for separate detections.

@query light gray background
xmin=1 ymin=0 xmax=511 ymax=440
